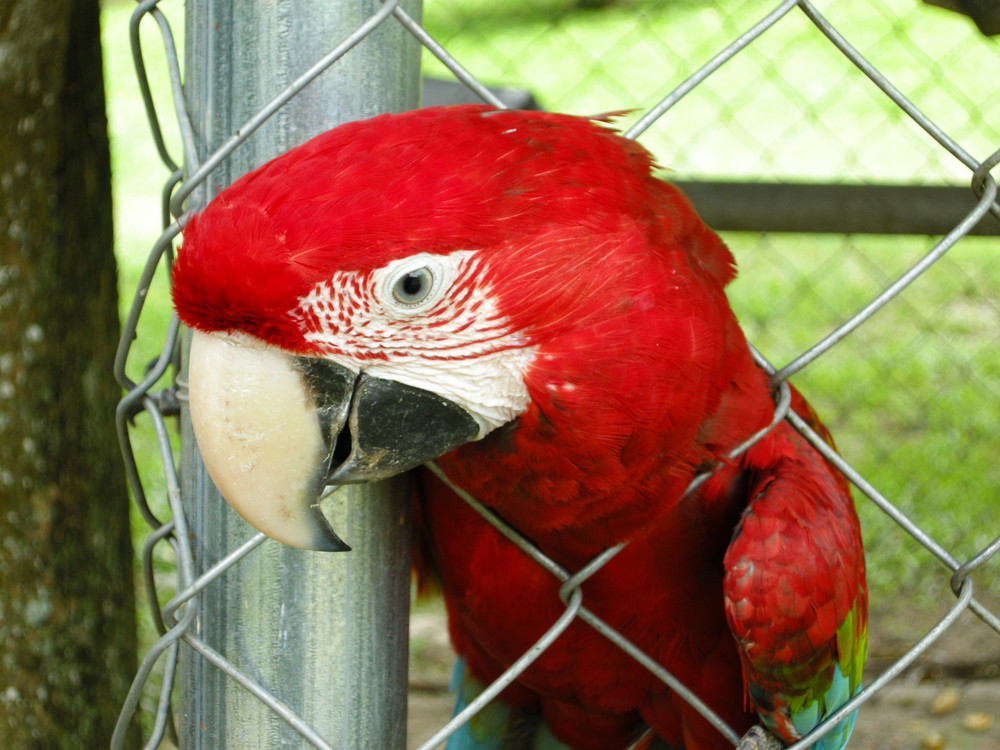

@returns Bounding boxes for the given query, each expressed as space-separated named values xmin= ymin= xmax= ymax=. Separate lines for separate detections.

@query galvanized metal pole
xmin=178 ymin=1 xmax=420 ymax=747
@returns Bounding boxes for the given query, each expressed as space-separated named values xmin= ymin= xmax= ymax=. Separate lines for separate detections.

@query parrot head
xmin=172 ymin=104 xmax=746 ymax=552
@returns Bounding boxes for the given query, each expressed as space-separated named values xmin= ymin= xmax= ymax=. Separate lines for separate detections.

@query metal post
xmin=178 ymin=1 xmax=421 ymax=747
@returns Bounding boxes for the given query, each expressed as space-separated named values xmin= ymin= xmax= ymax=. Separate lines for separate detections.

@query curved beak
xmin=186 ymin=330 xmax=479 ymax=551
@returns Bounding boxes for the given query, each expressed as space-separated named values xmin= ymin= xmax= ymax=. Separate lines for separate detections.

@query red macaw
xmin=172 ymin=104 xmax=867 ymax=750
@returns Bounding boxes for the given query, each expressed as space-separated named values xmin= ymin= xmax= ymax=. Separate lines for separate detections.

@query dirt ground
xmin=407 ymin=598 xmax=1000 ymax=750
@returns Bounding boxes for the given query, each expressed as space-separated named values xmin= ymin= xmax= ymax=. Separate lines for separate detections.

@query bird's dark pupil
xmin=402 ymin=272 xmax=425 ymax=296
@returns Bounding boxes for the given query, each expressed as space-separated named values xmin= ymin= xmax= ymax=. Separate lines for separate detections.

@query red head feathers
xmin=172 ymin=104 xmax=733 ymax=352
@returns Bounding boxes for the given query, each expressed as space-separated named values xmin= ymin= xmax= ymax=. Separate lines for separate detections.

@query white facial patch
xmin=292 ymin=250 xmax=536 ymax=438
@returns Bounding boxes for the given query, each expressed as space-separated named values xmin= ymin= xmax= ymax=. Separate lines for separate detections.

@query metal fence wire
xmin=112 ymin=0 xmax=1000 ymax=748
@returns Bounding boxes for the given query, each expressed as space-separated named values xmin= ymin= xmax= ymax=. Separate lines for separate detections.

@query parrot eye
xmin=377 ymin=252 xmax=462 ymax=317
xmin=392 ymin=267 xmax=434 ymax=306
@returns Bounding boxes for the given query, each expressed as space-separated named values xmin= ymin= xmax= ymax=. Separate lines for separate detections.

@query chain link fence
xmin=112 ymin=0 xmax=1000 ymax=747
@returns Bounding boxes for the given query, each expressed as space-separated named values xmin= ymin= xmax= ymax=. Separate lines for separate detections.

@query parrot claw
xmin=736 ymin=725 xmax=785 ymax=750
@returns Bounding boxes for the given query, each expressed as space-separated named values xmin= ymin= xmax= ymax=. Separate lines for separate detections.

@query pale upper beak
xmin=187 ymin=330 xmax=480 ymax=551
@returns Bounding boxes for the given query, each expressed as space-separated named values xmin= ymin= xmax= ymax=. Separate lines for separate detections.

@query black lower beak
xmin=327 ymin=373 xmax=481 ymax=484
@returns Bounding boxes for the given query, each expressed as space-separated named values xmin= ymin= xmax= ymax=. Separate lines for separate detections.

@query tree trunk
xmin=0 ymin=0 xmax=137 ymax=747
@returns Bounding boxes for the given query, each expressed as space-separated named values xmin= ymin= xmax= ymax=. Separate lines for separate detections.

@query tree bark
xmin=0 ymin=0 xmax=137 ymax=746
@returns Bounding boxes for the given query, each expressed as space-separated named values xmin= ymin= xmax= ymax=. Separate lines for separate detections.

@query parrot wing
xmin=723 ymin=426 xmax=867 ymax=750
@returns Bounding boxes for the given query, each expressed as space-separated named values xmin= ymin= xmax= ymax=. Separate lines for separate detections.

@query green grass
xmin=102 ymin=0 xmax=999 ymax=628
xmin=421 ymin=0 xmax=1000 ymax=184
xmin=103 ymin=0 xmax=182 ymax=510
xmin=103 ymin=4 xmax=184 ymax=719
